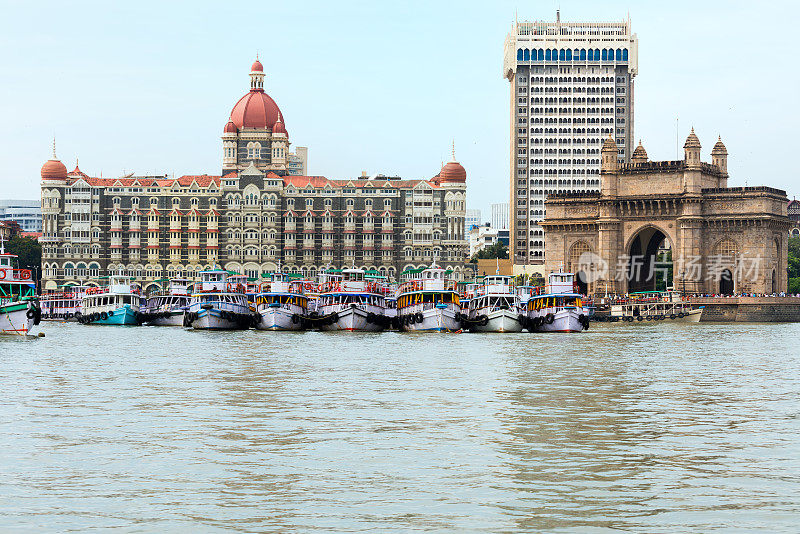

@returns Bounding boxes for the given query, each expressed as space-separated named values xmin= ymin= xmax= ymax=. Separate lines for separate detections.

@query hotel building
xmin=503 ymin=15 xmax=638 ymax=263
xmin=39 ymin=60 xmax=468 ymax=291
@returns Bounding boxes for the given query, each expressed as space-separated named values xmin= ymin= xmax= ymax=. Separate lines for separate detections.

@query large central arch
xmin=626 ymin=226 xmax=673 ymax=293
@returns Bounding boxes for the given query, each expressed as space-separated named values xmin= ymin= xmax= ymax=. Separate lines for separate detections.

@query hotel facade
xmin=503 ymin=16 xmax=638 ymax=264
xmin=39 ymin=60 xmax=468 ymax=291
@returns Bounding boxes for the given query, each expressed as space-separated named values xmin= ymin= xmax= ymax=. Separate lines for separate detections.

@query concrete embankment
xmin=686 ymin=297 xmax=800 ymax=322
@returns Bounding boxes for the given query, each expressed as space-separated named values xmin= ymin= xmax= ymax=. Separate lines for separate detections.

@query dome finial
xmin=52 ymin=136 xmax=57 ymax=159
xmin=451 ymin=139 xmax=456 ymax=162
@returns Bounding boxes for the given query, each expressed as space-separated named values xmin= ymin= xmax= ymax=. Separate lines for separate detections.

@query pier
xmin=686 ymin=296 xmax=800 ymax=322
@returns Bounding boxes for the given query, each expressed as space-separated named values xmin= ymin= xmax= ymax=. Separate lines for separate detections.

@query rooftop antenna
xmin=676 ymin=117 xmax=679 ymax=160
xmin=556 ymin=9 xmax=560 ymax=23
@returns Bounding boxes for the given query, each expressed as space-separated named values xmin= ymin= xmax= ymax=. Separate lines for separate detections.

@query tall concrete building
xmin=503 ymin=14 xmax=638 ymax=264
xmin=0 ymin=200 xmax=42 ymax=232
xmin=465 ymin=209 xmax=482 ymax=233
xmin=490 ymin=202 xmax=509 ymax=229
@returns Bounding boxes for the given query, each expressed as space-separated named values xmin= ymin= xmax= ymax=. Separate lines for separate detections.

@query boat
xmin=465 ymin=275 xmax=523 ymax=333
xmin=0 ymin=242 xmax=41 ymax=335
xmin=607 ymin=291 xmax=703 ymax=323
xmin=40 ymin=284 xmax=89 ymax=321
xmin=254 ymin=272 xmax=308 ymax=330
xmin=79 ymin=273 xmax=144 ymax=326
xmin=396 ymin=262 xmax=462 ymax=332
xmin=523 ymin=271 xmax=590 ymax=333
xmin=140 ymin=278 xmax=192 ymax=326
xmin=315 ymin=268 xmax=388 ymax=332
xmin=186 ymin=268 xmax=256 ymax=330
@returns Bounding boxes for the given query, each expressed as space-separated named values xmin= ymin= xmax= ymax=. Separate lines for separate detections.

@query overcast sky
xmin=1 ymin=0 xmax=797 ymax=218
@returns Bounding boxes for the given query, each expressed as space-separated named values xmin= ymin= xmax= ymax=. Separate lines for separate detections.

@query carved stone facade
xmin=541 ymin=131 xmax=790 ymax=295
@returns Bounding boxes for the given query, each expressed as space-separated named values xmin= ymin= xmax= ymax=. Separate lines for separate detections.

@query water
xmin=1 ymin=322 xmax=799 ymax=532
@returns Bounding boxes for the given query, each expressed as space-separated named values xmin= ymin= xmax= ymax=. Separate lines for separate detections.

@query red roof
xmin=251 ymin=59 xmax=263 ymax=72
xmin=229 ymin=89 xmax=284 ymax=131
xmin=438 ymin=161 xmax=466 ymax=183
xmin=41 ymin=159 xmax=68 ymax=180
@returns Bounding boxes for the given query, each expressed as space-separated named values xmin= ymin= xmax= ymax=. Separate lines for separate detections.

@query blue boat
xmin=79 ymin=273 xmax=145 ymax=326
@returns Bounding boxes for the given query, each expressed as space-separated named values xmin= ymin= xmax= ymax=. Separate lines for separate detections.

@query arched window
xmin=622 ymin=49 xmax=628 ymax=61
xmin=615 ymin=48 xmax=622 ymax=61
xmin=565 ymin=49 xmax=572 ymax=61
xmin=580 ymin=49 xmax=586 ymax=61
xmin=537 ymin=49 xmax=543 ymax=60
xmin=517 ymin=48 xmax=523 ymax=61
xmin=523 ymin=49 xmax=530 ymax=61
xmin=601 ymin=49 xmax=607 ymax=61
xmin=545 ymin=49 xmax=551 ymax=61
xmin=558 ymin=49 xmax=565 ymax=61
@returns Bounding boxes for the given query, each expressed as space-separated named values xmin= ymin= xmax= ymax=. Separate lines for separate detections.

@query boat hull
xmin=533 ymin=308 xmax=586 ymax=333
xmin=190 ymin=308 xmax=249 ymax=330
xmin=83 ymin=305 xmax=140 ymax=326
xmin=470 ymin=309 xmax=523 ymax=333
xmin=401 ymin=307 xmax=461 ymax=333
xmin=145 ymin=310 xmax=185 ymax=327
xmin=0 ymin=301 xmax=37 ymax=335
xmin=256 ymin=307 xmax=304 ymax=331
xmin=318 ymin=306 xmax=384 ymax=332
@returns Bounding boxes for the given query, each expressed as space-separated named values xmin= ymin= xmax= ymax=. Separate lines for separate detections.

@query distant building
xmin=0 ymin=200 xmax=42 ymax=233
xmin=469 ymin=224 xmax=499 ymax=257
xmin=287 ymin=147 xmax=308 ymax=176
xmin=465 ymin=209 xmax=482 ymax=233
xmin=789 ymin=199 xmax=800 ymax=237
xmin=490 ymin=203 xmax=509 ymax=230
xmin=0 ymin=222 xmax=12 ymax=242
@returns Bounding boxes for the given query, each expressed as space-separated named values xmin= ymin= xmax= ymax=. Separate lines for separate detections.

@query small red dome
xmin=41 ymin=159 xmax=68 ymax=180
xmin=439 ymin=161 xmax=466 ymax=183
xmin=223 ymin=120 xmax=238 ymax=133
xmin=251 ymin=59 xmax=263 ymax=72
xmin=229 ymin=91 xmax=284 ymax=131
xmin=272 ymin=116 xmax=286 ymax=135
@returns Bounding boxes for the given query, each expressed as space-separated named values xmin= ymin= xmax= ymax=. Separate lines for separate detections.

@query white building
xmin=0 ymin=200 xmax=42 ymax=232
xmin=465 ymin=209 xmax=482 ymax=234
xmin=503 ymin=14 xmax=638 ymax=264
xmin=468 ymin=224 xmax=500 ymax=257
xmin=490 ymin=203 xmax=509 ymax=230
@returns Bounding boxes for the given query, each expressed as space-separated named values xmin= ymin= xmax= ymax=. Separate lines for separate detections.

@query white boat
xmin=396 ymin=262 xmax=462 ymax=333
xmin=79 ymin=272 xmax=145 ymax=326
xmin=465 ymin=275 xmax=523 ymax=333
xmin=186 ymin=269 xmax=255 ymax=330
xmin=523 ymin=272 xmax=590 ymax=333
xmin=609 ymin=291 xmax=703 ymax=323
xmin=141 ymin=278 xmax=192 ymax=326
xmin=40 ymin=284 xmax=89 ymax=321
xmin=0 ymin=243 xmax=41 ymax=335
xmin=316 ymin=268 xmax=387 ymax=332
xmin=254 ymin=273 xmax=308 ymax=331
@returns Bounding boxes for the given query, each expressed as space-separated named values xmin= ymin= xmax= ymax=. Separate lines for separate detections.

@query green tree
xmin=788 ymin=237 xmax=800 ymax=278
xmin=470 ymin=241 xmax=509 ymax=262
xmin=5 ymin=236 xmax=41 ymax=282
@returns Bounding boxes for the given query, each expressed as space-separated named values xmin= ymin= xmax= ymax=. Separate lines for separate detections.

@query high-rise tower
xmin=503 ymin=15 xmax=638 ymax=264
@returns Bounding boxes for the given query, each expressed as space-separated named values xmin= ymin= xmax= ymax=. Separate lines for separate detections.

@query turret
xmin=683 ymin=128 xmax=701 ymax=166
xmin=711 ymin=136 xmax=728 ymax=174
xmin=600 ymin=135 xmax=618 ymax=197
xmin=631 ymin=140 xmax=648 ymax=164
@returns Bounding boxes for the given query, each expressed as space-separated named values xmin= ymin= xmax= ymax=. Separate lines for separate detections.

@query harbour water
xmin=1 ymin=322 xmax=799 ymax=532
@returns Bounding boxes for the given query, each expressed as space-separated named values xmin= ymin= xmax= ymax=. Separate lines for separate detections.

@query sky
xmin=1 ymin=0 xmax=797 ymax=218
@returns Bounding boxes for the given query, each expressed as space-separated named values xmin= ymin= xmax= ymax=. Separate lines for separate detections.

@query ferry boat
xmin=608 ymin=291 xmax=703 ymax=323
xmin=396 ymin=262 xmax=462 ymax=332
xmin=254 ymin=272 xmax=308 ymax=331
xmin=523 ymin=271 xmax=590 ymax=333
xmin=140 ymin=278 xmax=192 ymax=326
xmin=316 ymin=268 xmax=387 ymax=332
xmin=465 ymin=275 xmax=523 ymax=333
xmin=0 ymin=243 xmax=41 ymax=335
xmin=186 ymin=268 xmax=255 ymax=330
xmin=41 ymin=285 xmax=89 ymax=321
xmin=79 ymin=273 xmax=144 ymax=326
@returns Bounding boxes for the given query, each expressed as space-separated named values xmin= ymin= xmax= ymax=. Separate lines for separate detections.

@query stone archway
xmin=720 ymin=269 xmax=734 ymax=295
xmin=626 ymin=226 xmax=673 ymax=293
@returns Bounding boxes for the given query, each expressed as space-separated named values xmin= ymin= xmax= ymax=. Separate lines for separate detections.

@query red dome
xmin=229 ymin=90 xmax=284 ymax=131
xmin=439 ymin=161 xmax=466 ymax=183
xmin=272 ymin=116 xmax=286 ymax=135
xmin=41 ymin=159 xmax=68 ymax=180
xmin=251 ymin=59 xmax=263 ymax=72
xmin=223 ymin=120 xmax=238 ymax=133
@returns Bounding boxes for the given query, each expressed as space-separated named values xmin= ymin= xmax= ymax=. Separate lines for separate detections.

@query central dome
xmin=229 ymin=91 xmax=283 ymax=130
xmin=227 ymin=60 xmax=285 ymax=132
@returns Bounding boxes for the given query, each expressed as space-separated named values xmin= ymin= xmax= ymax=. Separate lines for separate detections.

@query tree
xmin=5 ymin=236 xmax=41 ymax=283
xmin=789 ymin=237 xmax=800 ymax=293
xmin=470 ymin=241 xmax=509 ymax=262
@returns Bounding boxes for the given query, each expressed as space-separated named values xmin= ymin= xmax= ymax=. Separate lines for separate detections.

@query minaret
xmin=683 ymin=128 xmax=703 ymax=193
xmin=711 ymin=136 xmax=728 ymax=173
xmin=600 ymin=135 xmax=618 ymax=197
xmin=683 ymin=127 xmax=702 ymax=166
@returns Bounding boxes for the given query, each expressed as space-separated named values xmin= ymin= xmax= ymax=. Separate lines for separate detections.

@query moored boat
xmin=608 ymin=291 xmax=702 ymax=323
xmin=523 ymin=271 xmax=590 ymax=333
xmin=254 ymin=272 xmax=308 ymax=331
xmin=186 ymin=268 xmax=256 ymax=330
xmin=140 ymin=278 xmax=192 ymax=326
xmin=396 ymin=262 xmax=462 ymax=332
xmin=79 ymin=273 xmax=144 ymax=326
xmin=316 ymin=268 xmax=388 ymax=332
xmin=40 ymin=284 xmax=89 ymax=321
xmin=0 ymin=243 xmax=41 ymax=335
xmin=465 ymin=275 xmax=523 ymax=333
